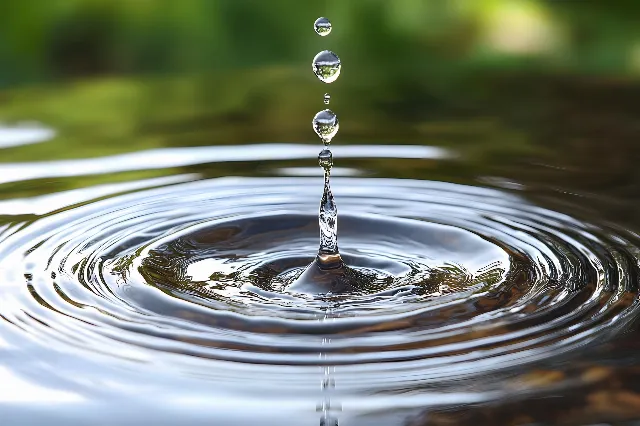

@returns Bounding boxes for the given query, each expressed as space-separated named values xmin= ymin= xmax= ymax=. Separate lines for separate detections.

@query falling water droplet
xmin=312 ymin=51 xmax=341 ymax=84
xmin=313 ymin=110 xmax=339 ymax=145
xmin=314 ymin=17 xmax=332 ymax=36
xmin=324 ymin=93 xmax=331 ymax=105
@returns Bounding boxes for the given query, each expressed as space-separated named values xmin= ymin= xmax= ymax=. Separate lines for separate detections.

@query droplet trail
xmin=313 ymin=51 xmax=341 ymax=84
xmin=314 ymin=17 xmax=332 ymax=36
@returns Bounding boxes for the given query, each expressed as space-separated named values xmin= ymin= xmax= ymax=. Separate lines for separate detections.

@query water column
xmin=289 ymin=17 xmax=353 ymax=295
xmin=311 ymin=38 xmax=342 ymax=269
xmin=315 ymin=17 xmax=340 ymax=426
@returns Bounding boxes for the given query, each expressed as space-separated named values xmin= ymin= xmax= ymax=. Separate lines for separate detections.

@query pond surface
xmin=0 ymin=70 xmax=640 ymax=426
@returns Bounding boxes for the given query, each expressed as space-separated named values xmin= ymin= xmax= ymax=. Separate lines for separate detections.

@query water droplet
xmin=318 ymin=149 xmax=333 ymax=169
xmin=314 ymin=17 xmax=332 ymax=36
xmin=313 ymin=109 xmax=339 ymax=145
xmin=324 ymin=93 xmax=331 ymax=105
xmin=312 ymin=51 xmax=341 ymax=84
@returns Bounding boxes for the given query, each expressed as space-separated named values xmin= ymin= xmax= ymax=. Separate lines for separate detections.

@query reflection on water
xmin=1 ymin=2 xmax=640 ymax=424
xmin=0 ymin=136 xmax=640 ymax=425
xmin=0 ymin=144 xmax=451 ymax=185
xmin=0 ymin=80 xmax=640 ymax=425
xmin=0 ymin=123 xmax=55 ymax=149
xmin=0 ymin=367 xmax=82 ymax=403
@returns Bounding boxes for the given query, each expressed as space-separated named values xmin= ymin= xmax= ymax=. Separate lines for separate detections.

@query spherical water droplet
xmin=313 ymin=51 xmax=341 ymax=84
xmin=324 ymin=93 xmax=331 ymax=105
xmin=314 ymin=17 xmax=332 ymax=36
xmin=318 ymin=149 xmax=333 ymax=169
xmin=313 ymin=109 xmax=339 ymax=145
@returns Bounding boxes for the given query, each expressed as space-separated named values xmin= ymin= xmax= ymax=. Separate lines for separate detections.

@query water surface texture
xmin=2 ymin=3 xmax=640 ymax=426
xmin=1 ymin=145 xmax=640 ymax=425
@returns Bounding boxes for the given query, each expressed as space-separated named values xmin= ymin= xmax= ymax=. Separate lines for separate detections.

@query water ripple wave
xmin=0 ymin=177 xmax=638 ymax=418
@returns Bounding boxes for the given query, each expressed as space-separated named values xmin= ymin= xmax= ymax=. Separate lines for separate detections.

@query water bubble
xmin=314 ymin=17 xmax=332 ymax=36
xmin=312 ymin=51 xmax=341 ymax=84
xmin=324 ymin=93 xmax=331 ymax=105
xmin=312 ymin=109 xmax=339 ymax=145
xmin=318 ymin=149 xmax=333 ymax=169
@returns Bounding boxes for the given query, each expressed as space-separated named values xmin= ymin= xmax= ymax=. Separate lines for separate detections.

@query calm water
xmin=1 ymin=72 xmax=640 ymax=426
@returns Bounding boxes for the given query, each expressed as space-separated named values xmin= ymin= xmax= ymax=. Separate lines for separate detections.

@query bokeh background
xmin=2 ymin=2 xmax=640 ymax=424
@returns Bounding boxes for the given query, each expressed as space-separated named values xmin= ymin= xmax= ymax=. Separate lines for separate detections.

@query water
xmin=316 ymin=149 xmax=338 ymax=256
xmin=312 ymin=51 xmax=342 ymax=84
xmin=2 ymin=169 xmax=639 ymax=424
xmin=312 ymin=110 xmax=339 ymax=145
xmin=290 ymin=26 xmax=350 ymax=299
xmin=314 ymin=17 xmax=332 ymax=37
xmin=2 ymin=19 xmax=640 ymax=426
xmin=324 ymin=94 xmax=331 ymax=105
xmin=0 ymin=123 xmax=55 ymax=149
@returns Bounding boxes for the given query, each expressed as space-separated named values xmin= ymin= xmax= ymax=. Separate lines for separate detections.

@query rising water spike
xmin=318 ymin=149 xmax=339 ymax=259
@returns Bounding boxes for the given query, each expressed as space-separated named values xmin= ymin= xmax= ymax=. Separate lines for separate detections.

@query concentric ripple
xmin=1 ymin=177 xmax=639 ymax=412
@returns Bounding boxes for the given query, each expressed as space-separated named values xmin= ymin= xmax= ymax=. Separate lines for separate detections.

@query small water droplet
xmin=324 ymin=93 xmax=331 ymax=105
xmin=314 ymin=17 xmax=332 ymax=36
xmin=318 ymin=149 xmax=333 ymax=169
xmin=313 ymin=51 xmax=341 ymax=84
xmin=313 ymin=109 xmax=339 ymax=145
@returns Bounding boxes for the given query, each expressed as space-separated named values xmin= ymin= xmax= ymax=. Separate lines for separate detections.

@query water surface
xmin=1 ymin=70 xmax=640 ymax=426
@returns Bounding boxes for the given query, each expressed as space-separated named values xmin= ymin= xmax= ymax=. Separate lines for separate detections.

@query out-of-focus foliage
xmin=1 ymin=0 xmax=640 ymax=86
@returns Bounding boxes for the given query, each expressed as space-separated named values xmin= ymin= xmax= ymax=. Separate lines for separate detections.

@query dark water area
xmin=2 ymin=2 xmax=640 ymax=425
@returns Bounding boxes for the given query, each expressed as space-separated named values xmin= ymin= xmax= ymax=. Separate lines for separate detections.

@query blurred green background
xmin=3 ymin=1 xmax=640 ymax=83
xmin=1 ymin=0 xmax=640 ymax=223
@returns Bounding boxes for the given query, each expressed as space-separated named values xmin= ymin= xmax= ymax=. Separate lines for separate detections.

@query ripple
xmin=0 ymin=144 xmax=452 ymax=184
xmin=0 ymin=177 xmax=639 ymax=415
xmin=0 ymin=122 xmax=55 ymax=149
